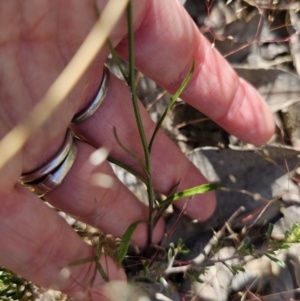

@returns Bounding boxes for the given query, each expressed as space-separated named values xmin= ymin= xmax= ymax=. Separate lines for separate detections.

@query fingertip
xmin=176 ymin=189 xmax=217 ymax=221
xmin=190 ymin=190 xmax=217 ymax=221
xmin=221 ymin=78 xmax=275 ymax=145
xmin=244 ymin=80 xmax=275 ymax=145
xmin=239 ymin=78 xmax=275 ymax=145
xmin=100 ymin=255 xmax=127 ymax=283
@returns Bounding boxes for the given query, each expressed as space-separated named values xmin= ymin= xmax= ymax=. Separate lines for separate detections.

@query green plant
xmin=108 ymin=0 xmax=222 ymax=254
xmin=0 ymin=267 xmax=32 ymax=301
xmin=68 ymin=0 xmax=222 ymax=292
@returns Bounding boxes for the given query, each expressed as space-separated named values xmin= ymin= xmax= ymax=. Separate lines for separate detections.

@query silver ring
xmin=19 ymin=131 xmax=77 ymax=197
xmin=19 ymin=129 xmax=73 ymax=183
xmin=71 ymin=66 xmax=110 ymax=124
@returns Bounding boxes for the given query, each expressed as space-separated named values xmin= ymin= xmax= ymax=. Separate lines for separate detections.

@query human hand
xmin=0 ymin=0 xmax=274 ymax=299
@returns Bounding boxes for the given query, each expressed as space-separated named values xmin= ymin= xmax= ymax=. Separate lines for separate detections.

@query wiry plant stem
xmin=127 ymin=1 xmax=154 ymax=243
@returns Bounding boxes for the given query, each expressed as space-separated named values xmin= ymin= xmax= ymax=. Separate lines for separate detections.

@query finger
xmin=0 ymin=185 xmax=126 ymax=299
xmin=45 ymin=140 xmax=165 ymax=247
xmin=0 ymin=1 xmax=108 ymax=173
xmin=70 ymin=74 xmax=217 ymax=221
xmin=115 ymin=0 xmax=275 ymax=145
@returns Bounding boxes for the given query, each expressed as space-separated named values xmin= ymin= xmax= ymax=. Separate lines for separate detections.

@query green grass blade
xmin=127 ymin=1 xmax=155 ymax=244
xmin=113 ymin=127 xmax=149 ymax=177
xmin=96 ymin=261 xmax=109 ymax=282
xmin=167 ymin=179 xmax=181 ymax=199
xmin=126 ymin=3 xmax=150 ymax=163
xmin=148 ymin=58 xmax=195 ymax=152
xmin=69 ymin=256 xmax=97 ymax=266
xmin=107 ymin=156 xmax=146 ymax=183
xmin=265 ymin=253 xmax=286 ymax=268
xmin=152 ymin=180 xmax=181 ymax=226
xmin=160 ymin=183 xmax=223 ymax=206
xmin=115 ymin=220 xmax=142 ymax=264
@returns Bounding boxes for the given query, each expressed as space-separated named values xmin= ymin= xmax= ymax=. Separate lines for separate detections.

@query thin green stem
xmin=107 ymin=39 xmax=128 ymax=82
xmin=113 ymin=127 xmax=149 ymax=177
xmin=107 ymin=156 xmax=146 ymax=183
xmin=127 ymin=1 xmax=154 ymax=243
xmin=149 ymin=59 xmax=195 ymax=152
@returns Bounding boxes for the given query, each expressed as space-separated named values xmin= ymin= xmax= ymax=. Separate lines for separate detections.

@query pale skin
xmin=0 ymin=0 xmax=275 ymax=300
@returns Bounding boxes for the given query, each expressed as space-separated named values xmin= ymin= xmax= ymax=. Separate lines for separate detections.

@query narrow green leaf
xmin=152 ymin=180 xmax=181 ymax=225
xmin=168 ymin=248 xmax=173 ymax=264
xmin=242 ymin=237 xmax=251 ymax=246
xmin=69 ymin=256 xmax=97 ymax=266
xmin=212 ymin=241 xmax=223 ymax=253
xmin=267 ymin=250 xmax=276 ymax=255
xmin=96 ymin=261 xmax=109 ymax=282
xmin=127 ymin=0 xmax=155 ymax=245
xmin=0 ymin=287 xmax=11 ymax=296
xmin=149 ymin=58 xmax=195 ymax=152
xmin=201 ymin=250 xmax=207 ymax=257
xmin=179 ymin=248 xmax=190 ymax=255
xmin=107 ymin=155 xmax=146 ymax=183
xmin=194 ymin=276 xmax=204 ymax=283
xmin=231 ymin=265 xmax=245 ymax=273
xmin=113 ymin=127 xmax=149 ymax=177
xmin=178 ymin=238 xmax=183 ymax=247
xmin=280 ymin=243 xmax=290 ymax=249
xmin=267 ymin=223 xmax=274 ymax=244
xmin=265 ymin=253 xmax=286 ymax=268
xmin=160 ymin=183 xmax=223 ymax=206
xmin=167 ymin=180 xmax=181 ymax=198
xmin=126 ymin=0 xmax=150 ymax=163
xmin=285 ymin=222 xmax=300 ymax=243
xmin=115 ymin=220 xmax=143 ymax=264
xmin=238 ymin=236 xmax=251 ymax=253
